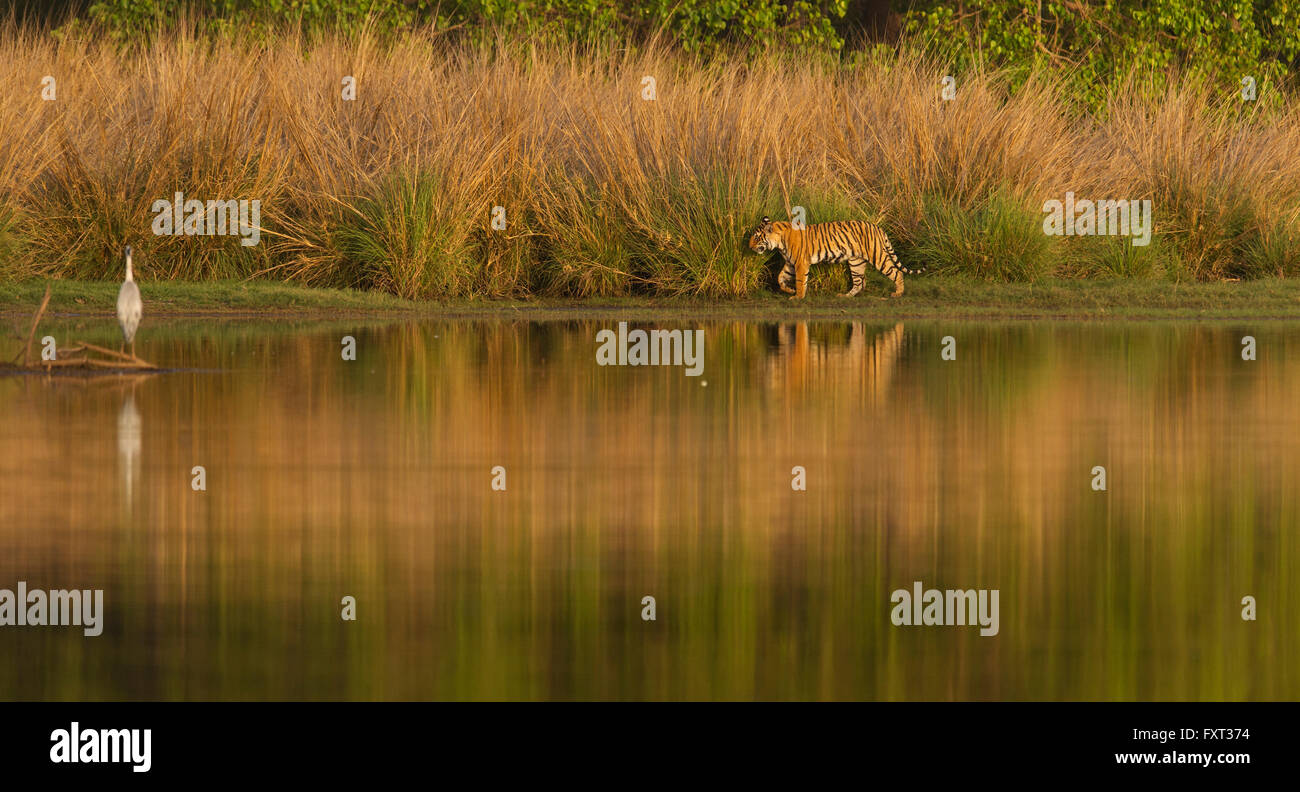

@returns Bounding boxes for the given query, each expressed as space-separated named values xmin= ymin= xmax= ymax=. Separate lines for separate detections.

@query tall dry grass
xmin=1 ymin=23 xmax=1298 ymax=297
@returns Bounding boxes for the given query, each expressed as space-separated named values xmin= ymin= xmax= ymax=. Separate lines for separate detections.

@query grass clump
xmin=1062 ymin=236 xmax=1173 ymax=281
xmin=911 ymin=191 xmax=1057 ymax=282
xmin=336 ymin=172 xmax=481 ymax=299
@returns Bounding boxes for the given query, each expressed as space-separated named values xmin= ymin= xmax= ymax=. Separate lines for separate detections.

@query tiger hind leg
xmin=885 ymin=268 xmax=904 ymax=298
xmin=871 ymin=256 xmax=905 ymax=298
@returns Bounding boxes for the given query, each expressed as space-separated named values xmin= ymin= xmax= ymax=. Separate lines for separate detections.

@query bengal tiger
xmin=747 ymin=216 xmax=921 ymax=299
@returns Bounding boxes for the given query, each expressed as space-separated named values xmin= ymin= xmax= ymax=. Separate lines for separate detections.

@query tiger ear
xmin=762 ymin=216 xmax=770 ymax=225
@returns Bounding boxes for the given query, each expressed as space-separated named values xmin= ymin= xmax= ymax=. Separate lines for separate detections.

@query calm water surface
xmin=1 ymin=318 xmax=1296 ymax=700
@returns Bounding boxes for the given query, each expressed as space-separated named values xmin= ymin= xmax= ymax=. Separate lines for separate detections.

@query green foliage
xmin=88 ymin=0 xmax=426 ymax=38
xmin=644 ymin=0 xmax=848 ymax=52
xmin=901 ymin=1 xmax=1300 ymax=102
xmin=76 ymin=1 xmax=1300 ymax=95
xmin=85 ymin=0 xmax=849 ymax=50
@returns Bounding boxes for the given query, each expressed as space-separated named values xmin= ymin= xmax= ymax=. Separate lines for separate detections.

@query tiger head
xmin=748 ymin=216 xmax=781 ymax=254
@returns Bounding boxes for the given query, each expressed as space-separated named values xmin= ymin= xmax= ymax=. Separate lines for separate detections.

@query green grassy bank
xmin=4 ymin=277 xmax=1300 ymax=321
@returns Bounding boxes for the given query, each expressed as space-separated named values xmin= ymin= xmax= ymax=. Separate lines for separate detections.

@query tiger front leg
xmin=791 ymin=256 xmax=810 ymax=299
xmin=777 ymin=258 xmax=796 ymax=294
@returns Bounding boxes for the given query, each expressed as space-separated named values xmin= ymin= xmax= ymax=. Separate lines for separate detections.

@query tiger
xmin=747 ymin=216 xmax=922 ymax=299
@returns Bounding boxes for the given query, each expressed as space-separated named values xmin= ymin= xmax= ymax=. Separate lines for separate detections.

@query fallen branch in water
xmin=21 ymin=284 xmax=51 ymax=366
xmin=74 ymin=341 xmax=149 ymax=363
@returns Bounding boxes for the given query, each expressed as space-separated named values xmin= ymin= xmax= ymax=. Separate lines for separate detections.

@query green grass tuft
xmin=910 ymin=190 xmax=1057 ymax=282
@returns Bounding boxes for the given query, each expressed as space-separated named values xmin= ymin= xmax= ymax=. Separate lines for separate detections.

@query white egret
xmin=116 ymin=245 xmax=142 ymax=357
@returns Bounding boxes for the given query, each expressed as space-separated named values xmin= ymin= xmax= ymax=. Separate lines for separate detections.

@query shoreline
xmin=3 ymin=277 xmax=1300 ymax=321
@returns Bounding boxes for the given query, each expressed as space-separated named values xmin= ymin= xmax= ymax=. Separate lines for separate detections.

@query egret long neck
xmin=125 ymin=255 xmax=134 ymax=282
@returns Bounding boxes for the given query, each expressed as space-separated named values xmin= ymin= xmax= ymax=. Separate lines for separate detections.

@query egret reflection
xmin=117 ymin=391 xmax=141 ymax=511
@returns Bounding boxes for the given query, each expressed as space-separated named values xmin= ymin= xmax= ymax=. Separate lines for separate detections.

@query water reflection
xmin=763 ymin=321 xmax=905 ymax=404
xmin=117 ymin=392 xmax=141 ymax=512
xmin=0 ymin=318 xmax=1296 ymax=700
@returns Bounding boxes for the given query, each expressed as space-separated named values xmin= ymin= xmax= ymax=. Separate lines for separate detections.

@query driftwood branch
xmin=76 ymin=340 xmax=145 ymax=363
xmin=22 ymin=285 xmax=51 ymax=366
xmin=38 ymin=356 xmax=157 ymax=371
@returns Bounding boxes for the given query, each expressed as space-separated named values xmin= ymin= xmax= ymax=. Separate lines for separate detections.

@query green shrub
xmin=336 ymin=171 xmax=479 ymax=299
xmin=912 ymin=189 xmax=1056 ymax=282
xmin=534 ymin=178 xmax=637 ymax=297
xmin=1238 ymin=214 xmax=1300 ymax=278
xmin=1062 ymin=235 xmax=1173 ymax=281
xmin=629 ymin=173 xmax=777 ymax=297
xmin=902 ymin=0 xmax=1300 ymax=104
xmin=85 ymin=0 xmax=849 ymax=51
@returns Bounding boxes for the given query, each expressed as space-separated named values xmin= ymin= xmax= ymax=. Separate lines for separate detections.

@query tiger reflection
xmin=764 ymin=322 xmax=905 ymax=404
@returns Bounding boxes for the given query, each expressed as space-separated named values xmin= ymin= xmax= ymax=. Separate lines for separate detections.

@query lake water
xmin=1 ymin=317 xmax=1296 ymax=700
